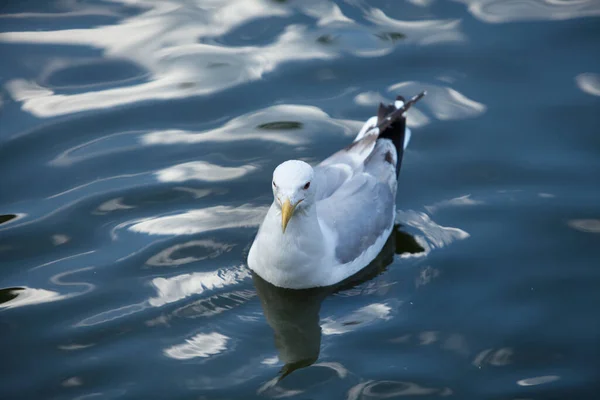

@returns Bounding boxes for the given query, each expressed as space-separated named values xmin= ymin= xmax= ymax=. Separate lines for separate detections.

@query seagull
xmin=248 ymin=92 xmax=426 ymax=289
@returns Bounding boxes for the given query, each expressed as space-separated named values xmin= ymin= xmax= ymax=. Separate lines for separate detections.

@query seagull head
xmin=272 ymin=160 xmax=315 ymax=233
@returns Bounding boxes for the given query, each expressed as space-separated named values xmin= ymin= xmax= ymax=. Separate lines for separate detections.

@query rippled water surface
xmin=1 ymin=1 xmax=600 ymax=399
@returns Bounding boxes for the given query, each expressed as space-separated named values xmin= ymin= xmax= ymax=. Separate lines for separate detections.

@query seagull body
xmin=248 ymin=93 xmax=424 ymax=289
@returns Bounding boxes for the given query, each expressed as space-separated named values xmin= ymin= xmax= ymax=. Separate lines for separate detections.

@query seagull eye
xmin=272 ymin=181 xmax=277 ymax=188
xmin=303 ymin=182 xmax=310 ymax=190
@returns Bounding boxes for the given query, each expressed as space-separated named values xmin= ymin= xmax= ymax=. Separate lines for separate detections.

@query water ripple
xmin=366 ymin=8 xmax=466 ymax=46
xmin=321 ymin=302 xmax=394 ymax=335
xmin=0 ymin=286 xmax=66 ymax=310
xmin=1 ymin=0 xmax=471 ymax=118
xmin=0 ymin=0 xmax=330 ymax=117
xmin=348 ymin=380 xmax=451 ymax=399
xmin=1 ymin=1 xmax=598 ymax=398
xmin=389 ymin=81 xmax=486 ymax=121
xmin=164 ymin=332 xmax=230 ymax=360
xmin=146 ymin=239 xmax=235 ymax=267
xmin=124 ymin=204 xmax=268 ymax=236
xmin=396 ymin=210 xmax=470 ymax=257
xmin=455 ymin=0 xmax=600 ymax=23
xmin=149 ymin=266 xmax=251 ymax=307
xmin=0 ymin=266 xmax=95 ymax=310
xmin=517 ymin=375 xmax=561 ymax=386
xmin=155 ymin=161 xmax=258 ymax=183
xmin=575 ymin=73 xmax=600 ymax=97
xmin=140 ymin=104 xmax=360 ymax=146
xmin=353 ymin=81 xmax=486 ymax=127
xmin=567 ymin=219 xmax=600 ymax=233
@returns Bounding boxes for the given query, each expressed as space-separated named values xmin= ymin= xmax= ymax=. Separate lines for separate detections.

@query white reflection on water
xmin=321 ymin=303 xmax=393 ymax=335
xmin=76 ymin=267 xmax=250 ymax=326
xmin=58 ymin=343 xmax=96 ymax=351
xmin=0 ymin=287 xmax=66 ymax=310
xmin=4 ymin=80 xmax=53 ymax=102
xmin=164 ymin=332 xmax=229 ymax=360
xmin=31 ymin=251 xmax=96 ymax=271
xmin=0 ymin=213 xmax=28 ymax=231
xmin=425 ymin=194 xmax=484 ymax=214
xmin=517 ymin=375 xmax=560 ymax=386
xmin=353 ymin=91 xmax=390 ymax=107
xmin=419 ymin=331 xmax=439 ymax=345
xmin=408 ymin=0 xmax=436 ymax=7
xmin=149 ymin=266 xmax=251 ymax=307
xmin=576 ymin=73 xmax=600 ymax=97
xmin=396 ymin=210 xmax=470 ymax=257
xmin=298 ymin=0 xmax=353 ymax=26
xmin=76 ymin=301 xmax=149 ymax=327
xmin=366 ymin=8 xmax=466 ymax=46
xmin=51 ymin=234 xmax=70 ymax=246
xmin=313 ymin=362 xmax=349 ymax=378
xmin=0 ymin=1 xmax=129 ymax=19
xmin=442 ymin=333 xmax=470 ymax=356
xmin=1 ymin=0 xmax=469 ymax=118
xmin=415 ymin=266 xmax=441 ymax=288
xmin=257 ymin=379 xmax=303 ymax=398
xmin=538 ymin=192 xmax=556 ymax=198
xmin=0 ymin=0 xmax=323 ymax=117
xmin=567 ymin=219 xmax=600 ymax=233
xmin=297 ymin=3 xmax=466 ymax=58
xmin=155 ymin=161 xmax=257 ymax=183
xmin=390 ymin=81 xmax=486 ymax=121
xmin=146 ymin=289 xmax=255 ymax=326
xmin=1 ymin=267 xmax=95 ymax=310
xmin=173 ymin=186 xmax=219 ymax=199
xmin=348 ymin=380 xmax=448 ymax=399
xmin=61 ymin=377 xmax=83 ymax=388
xmin=146 ymin=239 xmax=234 ymax=267
xmin=257 ymin=361 xmax=350 ymax=397
xmin=455 ymin=0 xmax=600 ymax=23
xmin=95 ymin=197 xmax=136 ymax=214
xmin=261 ymin=356 xmax=279 ymax=366
xmin=48 ymin=131 xmax=144 ymax=167
xmin=141 ymin=104 xmax=359 ymax=147
xmin=354 ymin=82 xmax=485 ymax=127
xmin=352 ymin=90 xmax=427 ymax=131
xmin=127 ymin=204 xmax=267 ymax=236
xmin=472 ymin=347 xmax=513 ymax=367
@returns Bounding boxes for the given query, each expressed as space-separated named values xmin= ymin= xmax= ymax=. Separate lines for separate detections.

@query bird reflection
xmin=252 ymin=225 xmax=424 ymax=380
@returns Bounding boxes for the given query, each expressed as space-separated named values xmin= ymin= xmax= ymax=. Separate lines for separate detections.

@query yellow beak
xmin=281 ymin=198 xmax=296 ymax=233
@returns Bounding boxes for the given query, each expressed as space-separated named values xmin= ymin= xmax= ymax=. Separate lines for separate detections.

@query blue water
xmin=1 ymin=1 xmax=600 ymax=399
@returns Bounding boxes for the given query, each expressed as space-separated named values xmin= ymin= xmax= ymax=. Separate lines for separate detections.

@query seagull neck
xmin=268 ymin=201 xmax=325 ymax=254
xmin=248 ymin=202 xmax=329 ymax=288
xmin=283 ymin=202 xmax=321 ymax=236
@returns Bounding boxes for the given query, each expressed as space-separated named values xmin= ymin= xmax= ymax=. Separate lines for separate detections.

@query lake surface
xmin=1 ymin=1 xmax=600 ymax=399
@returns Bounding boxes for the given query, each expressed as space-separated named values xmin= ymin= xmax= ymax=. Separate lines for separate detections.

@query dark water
xmin=1 ymin=0 xmax=600 ymax=398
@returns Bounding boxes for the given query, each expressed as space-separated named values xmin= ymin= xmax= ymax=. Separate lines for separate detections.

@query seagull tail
xmin=376 ymin=91 xmax=426 ymax=177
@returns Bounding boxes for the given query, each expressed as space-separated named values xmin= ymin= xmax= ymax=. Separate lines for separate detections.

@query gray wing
xmin=312 ymin=93 xmax=424 ymax=263
xmin=312 ymin=134 xmax=377 ymax=201
xmin=316 ymin=139 xmax=398 ymax=264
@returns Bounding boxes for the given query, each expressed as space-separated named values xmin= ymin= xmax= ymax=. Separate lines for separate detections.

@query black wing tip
xmin=376 ymin=90 xmax=425 ymax=177
xmin=377 ymin=90 xmax=426 ymax=130
xmin=398 ymin=90 xmax=426 ymax=111
xmin=377 ymin=102 xmax=386 ymax=124
xmin=377 ymin=102 xmax=396 ymax=125
xmin=394 ymin=91 xmax=427 ymax=108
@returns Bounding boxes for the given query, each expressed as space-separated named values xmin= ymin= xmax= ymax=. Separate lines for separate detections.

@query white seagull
xmin=248 ymin=92 xmax=426 ymax=289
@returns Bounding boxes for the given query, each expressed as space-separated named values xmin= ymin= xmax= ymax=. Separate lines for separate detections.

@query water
xmin=1 ymin=0 xmax=599 ymax=398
